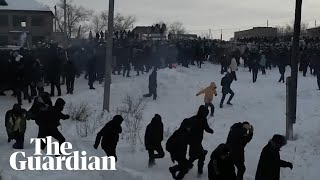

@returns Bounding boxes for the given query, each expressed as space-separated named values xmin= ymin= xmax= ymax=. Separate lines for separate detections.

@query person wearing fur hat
xmin=145 ymin=114 xmax=165 ymax=167
xmin=208 ymin=143 xmax=236 ymax=180
xmin=226 ymin=122 xmax=254 ymax=180
xmin=196 ymin=82 xmax=218 ymax=117
xmin=94 ymin=115 xmax=124 ymax=161
xmin=255 ymin=134 xmax=293 ymax=180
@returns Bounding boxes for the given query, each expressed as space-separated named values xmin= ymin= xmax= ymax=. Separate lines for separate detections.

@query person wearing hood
xmin=226 ymin=122 xmax=254 ymax=180
xmin=196 ymin=82 xmax=218 ymax=117
xmin=145 ymin=114 xmax=165 ymax=167
xmin=37 ymin=98 xmax=70 ymax=151
xmin=183 ymin=105 xmax=214 ymax=176
xmin=220 ymin=72 xmax=235 ymax=108
xmin=5 ymin=104 xmax=28 ymax=149
xmin=143 ymin=67 xmax=157 ymax=100
xmin=255 ymin=134 xmax=293 ymax=180
xmin=208 ymin=143 xmax=236 ymax=180
xmin=167 ymin=119 xmax=193 ymax=180
xmin=94 ymin=115 xmax=124 ymax=161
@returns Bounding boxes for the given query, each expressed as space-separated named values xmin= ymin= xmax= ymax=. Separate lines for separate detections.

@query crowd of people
xmin=2 ymin=34 xmax=320 ymax=180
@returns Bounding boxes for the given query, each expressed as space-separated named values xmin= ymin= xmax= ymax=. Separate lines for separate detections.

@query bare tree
xmin=279 ymin=22 xmax=309 ymax=36
xmin=168 ymin=21 xmax=187 ymax=35
xmin=90 ymin=11 xmax=136 ymax=33
xmin=55 ymin=0 xmax=93 ymax=38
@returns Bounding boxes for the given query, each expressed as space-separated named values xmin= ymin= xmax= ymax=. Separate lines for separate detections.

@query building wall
xmin=0 ymin=10 xmax=53 ymax=46
xmin=306 ymin=27 xmax=320 ymax=37
xmin=234 ymin=27 xmax=278 ymax=40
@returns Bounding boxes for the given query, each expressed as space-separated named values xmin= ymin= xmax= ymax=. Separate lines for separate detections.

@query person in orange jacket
xmin=196 ymin=82 xmax=217 ymax=117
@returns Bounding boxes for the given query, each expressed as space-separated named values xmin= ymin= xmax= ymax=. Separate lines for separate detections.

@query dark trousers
xmin=148 ymin=145 xmax=165 ymax=162
xmin=189 ymin=144 xmax=207 ymax=174
xmin=205 ymin=103 xmax=215 ymax=116
xmin=12 ymin=132 xmax=25 ymax=149
xmin=261 ymin=66 xmax=266 ymax=75
xmin=231 ymin=71 xmax=237 ymax=81
xmin=66 ymin=76 xmax=75 ymax=93
xmin=16 ymin=86 xmax=31 ymax=105
xmin=144 ymin=87 xmax=157 ymax=100
xmin=234 ymin=160 xmax=246 ymax=180
xmin=30 ymin=82 xmax=37 ymax=97
xmin=88 ymin=73 xmax=96 ymax=88
xmin=103 ymin=146 xmax=117 ymax=161
xmin=50 ymin=80 xmax=61 ymax=96
xmin=252 ymin=70 xmax=258 ymax=83
xmin=170 ymin=155 xmax=192 ymax=180
xmin=38 ymin=128 xmax=66 ymax=151
xmin=220 ymin=90 xmax=234 ymax=106
xmin=123 ymin=63 xmax=131 ymax=77
xmin=279 ymin=72 xmax=285 ymax=83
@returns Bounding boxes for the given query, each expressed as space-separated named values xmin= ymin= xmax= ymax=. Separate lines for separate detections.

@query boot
xmin=169 ymin=167 xmax=177 ymax=179
xmin=227 ymin=102 xmax=233 ymax=105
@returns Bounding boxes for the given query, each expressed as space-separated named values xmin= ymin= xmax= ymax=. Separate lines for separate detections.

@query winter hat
xmin=271 ymin=134 xmax=287 ymax=147
xmin=113 ymin=115 xmax=124 ymax=123
xmin=12 ymin=104 xmax=21 ymax=111
xmin=55 ymin=98 xmax=66 ymax=108
xmin=197 ymin=105 xmax=209 ymax=118
xmin=210 ymin=82 xmax=217 ymax=88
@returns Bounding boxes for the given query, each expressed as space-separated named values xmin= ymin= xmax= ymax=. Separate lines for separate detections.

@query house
xmin=0 ymin=0 xmax=53 ymax=46
xmin=306 ymin=27 xmax=320 ymax=38
xmin=234 ymin=27 xmax=278 ymax=40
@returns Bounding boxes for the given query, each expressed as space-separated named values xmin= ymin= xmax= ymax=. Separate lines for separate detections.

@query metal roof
xmin=0 ymin=0 xmax=51 ymax=12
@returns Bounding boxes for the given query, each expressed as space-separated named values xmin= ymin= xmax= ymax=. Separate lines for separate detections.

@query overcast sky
xmin=37 ymin=0 xmax=320 ymax=40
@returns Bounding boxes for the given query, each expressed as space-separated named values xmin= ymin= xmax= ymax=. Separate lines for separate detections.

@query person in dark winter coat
xmin=145 ymin=114 xmax=165 ymax=167
xmin=220 ymin=72 xmax=235 ymax=108
xmin=47 ymin=48 xmax=62 ymax=97
xmin=167 ymin=120 xmax=193 ymax=180
xmin=184 ymin=105 xmax=213 ymax=176
xmin=64 ymin=61 xmax=78 ymax=94
xmin=5 ymin=104 xmax=28 ymax=149
xmin=87 ymin=51 xmax=96 ymax=89
xmin=37 ymin=98 xmax=70 ymax=151
xmin=255 ymin=134 xmax=293 ymax=180
xmin=208 ymin=143 xmax=236 ymax=180
xmin=226 ymin=122 xmax=254 ymax=180
xmin=94 ymin=115 xmax=124 ymax=161
xmin=278 ymin=60 xmax=286 ymax=83
xmin=143 ymin=67 xmax=157 ymax=100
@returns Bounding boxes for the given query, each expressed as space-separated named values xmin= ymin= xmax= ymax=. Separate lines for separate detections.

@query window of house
xmin=32 ymin=16 xmax=44 ymax=26
xmin=12 ymin=15 xmax=27 ymax=27
xmin=0 ymin=15 xmax=8 ymax=27
xmin=0 ymin=36 xmax=8 ymax=45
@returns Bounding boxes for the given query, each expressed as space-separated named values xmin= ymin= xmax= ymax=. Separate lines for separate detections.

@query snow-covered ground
xmin=1 ymin=63 xmax=320 ymax=180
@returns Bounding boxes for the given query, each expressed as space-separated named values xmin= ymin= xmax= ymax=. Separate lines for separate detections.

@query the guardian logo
xmin=9 ymin=137 xmax=116 ymax=171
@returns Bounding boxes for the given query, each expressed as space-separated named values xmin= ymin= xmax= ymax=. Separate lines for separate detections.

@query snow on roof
xmin=0 ymin=0 xmax=52 ymax=12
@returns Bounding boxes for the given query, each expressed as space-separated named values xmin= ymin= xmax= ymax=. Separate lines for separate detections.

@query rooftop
xmin=0 ymin=0 xmax=51 ymax=12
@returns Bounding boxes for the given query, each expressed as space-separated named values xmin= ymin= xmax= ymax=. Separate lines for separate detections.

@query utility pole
xmin=54 ymin=6 xmax=57 ymax=32
xmin=315 ymin=20 xmax=317 ymax=27
xmin=220 ymin=29 xmax=223 ymax=41
xmin=103 ymin=0 xmax=115 ymax=112
xmin=267 ymin=20 xmax=269 ymax=27
xmin=64 ymin=0 xmax=67 ymax=43
xmin=287 ymin=0 xmax=302 ymax=141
